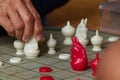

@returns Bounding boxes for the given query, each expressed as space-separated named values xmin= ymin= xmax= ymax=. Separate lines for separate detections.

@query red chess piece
xmin=70 ymin=36 xmax=88 ymax=71
xmin=40 ymin=75 xmax=54 ymax=80
xmin=39 ymin=66 xmax=53 ymax=73
xmin=90 ymin=52 xmax=99 ymax=76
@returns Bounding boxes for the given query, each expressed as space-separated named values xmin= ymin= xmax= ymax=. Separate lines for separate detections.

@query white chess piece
xmin=0 ymin=61 xmax=3 ymax=68
xmin=13 ymin=40 xmax=24 ymax=56
xmin=91 ymin=30 xmax=103 ymax=52
xmin=75 ymin=18 xmax=89 ymax=47
xmin=61 ymin=21 xmax=75 ymax=45
xmin=47 ymin=33 xmax=57 ymax=54
xmin=24 ymin=37 xmax=40 ymax=58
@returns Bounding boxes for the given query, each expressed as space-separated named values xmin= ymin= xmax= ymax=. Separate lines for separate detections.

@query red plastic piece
xmin=90 ymin=52 xmax=99 ymax=76
xmin=39 ymin=66 xmax=53 ymax=73
xmin=40 ymin=75 xmax=54 ymax=80
xmin=70 ymin=36 xmax=88 ymax=71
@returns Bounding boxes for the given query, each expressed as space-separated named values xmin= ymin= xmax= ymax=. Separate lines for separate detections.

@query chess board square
xmin=36 ymin=58 xmax=60 ymax=65
xmin=0 ymin=63 xmax=13 ymax=70
xmin=67 ymin=67 xmax=90 ymax=75
xmin=50 ymin=70 xmax=77 ymax=79
xmin=0 ymin=66 xmax=26 ymax=75
xmin=18 ymin=62 xmax=43 ymax=69
xmin=15 ymin=70 xmax=39 ymax=79
xmin=0 ymin=55 xmax=12 ymax=61
xmin=52 ymin=61 xmax=71 ymax=69
xmin=82 ymin=69 xmax=93 ymax=78
xmin=29 ymin=77 xmax=39 ymax=80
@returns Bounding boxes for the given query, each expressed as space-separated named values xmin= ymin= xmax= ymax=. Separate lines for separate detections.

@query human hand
xmin=0 ymin=0 xmax=43 ymax=42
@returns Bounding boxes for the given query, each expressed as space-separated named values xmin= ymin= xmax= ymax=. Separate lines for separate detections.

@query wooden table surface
xmin=47 ymin=0 xmax=106 ymax=30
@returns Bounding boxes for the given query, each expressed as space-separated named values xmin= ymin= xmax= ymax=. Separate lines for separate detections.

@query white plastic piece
xmin=47 ymin=33 xmax=57 ymax=54
xmin=108 ymin=36 xmax=119 ymax=42
xmin=75 ymin=18 xmax=89 ymax=47
xmin=61 ymin=21 xmax=75 ymax=45
xmin=91 ymin=30 xmax=103 ymax=52
xmin=58 ymin=54 xmax=70 ymax=60
xmin=10 ymin=57 xmax=22 ymax=64
xmin=24 ymin=37 xmax=40 ymax=58
xmin=13 ymin=40 xmax=24 ymax=56
xmin=0 ymin=61 xmax=3 ymax=68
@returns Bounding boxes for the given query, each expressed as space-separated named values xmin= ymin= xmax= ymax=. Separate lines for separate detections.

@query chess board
xmin=0 ymin=27 xmax=117 ymax=80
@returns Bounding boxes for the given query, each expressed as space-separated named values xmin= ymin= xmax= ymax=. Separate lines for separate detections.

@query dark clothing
xmin=32 ymin=0 xmax=69 ymax=16
xmin=0 ymin=0 xmax=69 ymax=35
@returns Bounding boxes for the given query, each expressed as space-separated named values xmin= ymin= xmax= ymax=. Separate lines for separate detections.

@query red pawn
xmin=39 ymin=66 xmax=53 ymax=73
xmin=70 ymin=37 xmax=88 ymax=71
xmin=90 ymin=52 xmax=99 ymax=76
xmin=40 ymin=75 xmax=54 ymax=80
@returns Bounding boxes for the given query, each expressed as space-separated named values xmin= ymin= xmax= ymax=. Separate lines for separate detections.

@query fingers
xmin=24 ymin=0 xmax=43 ymax=41
xmin=15 ymin=0 xmax=34 ymax=42
xmin=0 ymin=15 xmax=15 ymax=36
xmin=6 ymin=4 xmax=24 ymax=39
xmin=0 ymin=7 xmax=14 ymax=36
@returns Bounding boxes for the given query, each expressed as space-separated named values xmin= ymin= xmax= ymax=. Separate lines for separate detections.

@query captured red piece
xmin=70 ymin=37 xmax=88 ymax=71
xmin=40 ymin=75 xmax=54 ymax=80
xmin=39 ymin=66 xmax=53 ymax=73
xmin=90 ymin=52 xmax=99 ymax=76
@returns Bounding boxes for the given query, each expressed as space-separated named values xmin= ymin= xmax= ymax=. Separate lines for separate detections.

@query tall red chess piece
xmin=70 ymin=37 xmax=88 ymax=71
xmin=90 ymin=52 xmax=99 ymax=76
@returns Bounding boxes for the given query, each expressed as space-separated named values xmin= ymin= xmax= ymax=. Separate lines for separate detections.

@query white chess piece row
xmin=61 ymin=19 xmax=88 ymax=47
xmin=61 ymin=19 xmax=104 ymax=52
xmin=13 ymin=37 xmax=40 ymax=58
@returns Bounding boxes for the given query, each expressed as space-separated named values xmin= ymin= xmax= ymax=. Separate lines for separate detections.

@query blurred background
xmin=47 ymin=0 xmax=106 ymax=30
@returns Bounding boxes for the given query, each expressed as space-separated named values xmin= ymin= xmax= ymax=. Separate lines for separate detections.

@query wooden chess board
xmin=0 ymin=27 xmax=117 ymax=80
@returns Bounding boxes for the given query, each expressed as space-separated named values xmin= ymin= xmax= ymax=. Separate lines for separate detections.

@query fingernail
xmin=23 ymin=37 xmax=29 ymax=42
xmin=36 ymin=34 xmax=42 ymax=41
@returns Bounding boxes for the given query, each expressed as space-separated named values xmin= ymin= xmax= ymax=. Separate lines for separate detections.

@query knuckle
xmin=34 ymin=12 xmax=40 ymax=19
xmin=15 ymin=22 xmax=24 ymax=30
xmin=25 ymin=14 xmax=34 ymax=23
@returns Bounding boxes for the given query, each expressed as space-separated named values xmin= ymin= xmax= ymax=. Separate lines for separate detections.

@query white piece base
xmin=92 ymin=47 xmax=102 ymax=52
xmin=10 ymin=57 xmax=22 ymax=64
xmin=108 ymin=36 xmax=119 ymax=42
xmin=63 ymin=38 xmax=72 ymax=45
xmin=58 ymin=54 xmax=70 ymax=60
xmin=26 ymin=56 xmax=38 ymax=59
xmin=48 ymin=49 xmax=56 ymax=55
xmin=16 ymin=50 xmax=24 ymax=56
xmin=24 ymin=50 xmax=40 ymax=59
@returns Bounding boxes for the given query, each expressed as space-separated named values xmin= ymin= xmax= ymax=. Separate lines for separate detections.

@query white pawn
xmin=47 ymin=33 xmax=57 ymax=54
xmin=91 ymin=30 xmax=103 ymax=52
xmin=61 ymin=21 xmax=75 ymax=45
xmin=14 ymin=40 xmax=24 ymax=56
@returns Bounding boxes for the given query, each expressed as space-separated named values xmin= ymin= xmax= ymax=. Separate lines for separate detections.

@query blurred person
xmin=96 ymin=40 xmax=120 ymax=80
